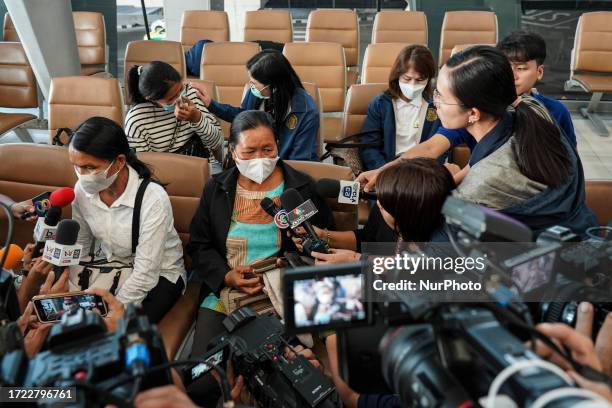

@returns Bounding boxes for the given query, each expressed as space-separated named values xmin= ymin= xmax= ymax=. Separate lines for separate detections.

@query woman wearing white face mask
xmin=68 ymin=117 xmax=186 ymax=323
xmin=359 ymin=45 xmax=475 ymax=172
xmin=186 ymin=111 xmax=333 ymax=388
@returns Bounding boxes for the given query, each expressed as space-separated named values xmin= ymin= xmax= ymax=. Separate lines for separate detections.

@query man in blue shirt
xmin=497 ymin=31 xmax=577 ymax=146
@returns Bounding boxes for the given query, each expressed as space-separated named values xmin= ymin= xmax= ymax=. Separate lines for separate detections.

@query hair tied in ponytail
xmin=137 ymin=65 xmax=143 ymax=75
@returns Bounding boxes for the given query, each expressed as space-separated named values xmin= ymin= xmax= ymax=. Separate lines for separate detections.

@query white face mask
xmin=234 ymin=155 xmax=279 ymax=184
xmin=74 ymin=160 xmax=120 ymax=195
xmin=399 ymin=82 xmax=426 ymax=100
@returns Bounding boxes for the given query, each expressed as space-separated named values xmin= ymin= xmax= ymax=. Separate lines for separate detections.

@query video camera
xmin=0 ymin=305 xmax=171 ymax=408
xmin=281 ymin=197 xmax=612 ymax=407
xmin=189 ymin=307 xmax=341 ymax=408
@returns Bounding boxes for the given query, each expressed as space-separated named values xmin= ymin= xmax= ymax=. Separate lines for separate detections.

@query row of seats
xmin=0 ymin=143 xmax=356 ymax=359
xmin=3 ymin=11 xmax=107 ymax=76
xmin=1 ymin=142 xmax=611 ymax=357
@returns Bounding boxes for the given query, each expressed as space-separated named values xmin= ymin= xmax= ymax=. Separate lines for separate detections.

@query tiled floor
xmin=1 ymin=109 xmax=612 ymax=180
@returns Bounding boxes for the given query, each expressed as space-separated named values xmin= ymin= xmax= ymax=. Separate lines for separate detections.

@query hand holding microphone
xmin=280 ymin=188 xmax=329 ymax=257
xmin=32 ymin=187 xmax=75 ymax=258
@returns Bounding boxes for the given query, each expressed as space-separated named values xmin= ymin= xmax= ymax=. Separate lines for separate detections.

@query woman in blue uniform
xmin=360 ymin=44 xmax=474 ymax=171
xmin=194 ymin=49 xmax=320 ymax=162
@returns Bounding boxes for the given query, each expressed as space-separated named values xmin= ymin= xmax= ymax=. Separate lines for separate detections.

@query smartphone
xmin=243 ymin=257 xmax=278 ymax=279
xmin=32 ymin=291 xmax=108 ymax=323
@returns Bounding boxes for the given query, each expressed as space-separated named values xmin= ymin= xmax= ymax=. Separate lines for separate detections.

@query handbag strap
xmin=321 ymin=129 xmax=383 ymax=161
xmin=52 ymin=128 xmax=73 ymax=146
xmin=132 ymin=177 xmax=151 ymax=254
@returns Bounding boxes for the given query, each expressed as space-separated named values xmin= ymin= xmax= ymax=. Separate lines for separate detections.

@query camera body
xmin=211 ymin=307 xmax=340 ymax=408
xmin=1 ymin=305 xmax=171 ymax=407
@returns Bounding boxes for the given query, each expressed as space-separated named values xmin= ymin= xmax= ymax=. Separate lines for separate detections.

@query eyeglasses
xmin=433 ymin=88 xmax=465 ymax=107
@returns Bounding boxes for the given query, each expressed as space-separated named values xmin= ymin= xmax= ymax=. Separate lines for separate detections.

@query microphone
xmin=21 ymin=187 xmax=75 ymax=220
xmin=0 ymin=244 xmax=24 ymax=271
xmin=315 ymin=178 xmax=377 ymax=205
xmin=280 ymin=189 xmax=329 ymax=256
xmin=32 ymin=188 xmax=75 ymax=258
xmin=42 ymin=219 xmax=82 ymax=279
xmin=260 ymin=197 xmax=290 ymax=230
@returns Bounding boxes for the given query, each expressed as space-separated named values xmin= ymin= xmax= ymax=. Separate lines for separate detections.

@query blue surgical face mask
xmin=162 ymin=102 xmax=176 ymax=111
xmin=250 ymin=84 xmax=270 ymax=100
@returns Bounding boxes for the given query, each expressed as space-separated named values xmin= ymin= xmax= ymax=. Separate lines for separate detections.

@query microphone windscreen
xmin=49 ymin=187 xmax=75 ymax=208
xmin=280 ymin=188 xmax=305 ymax=212
xmin=44 ymin=206 xmax=62 ymax=226
xmin=260 ymin=197 xmax=277 ymax=216
xmin=315 ymin=178 xmax=341 ymax=198
xmin=55 ymin=219 xmax=80 ymax=245
xmin=0 ymin=244 xmax=24 ymax=270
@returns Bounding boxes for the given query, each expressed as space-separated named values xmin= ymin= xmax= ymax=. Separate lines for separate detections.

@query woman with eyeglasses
xmin=365 ymin=46 xmax=596 ymax=235
xmin=193 ymin=49 xmax=320 ymax=161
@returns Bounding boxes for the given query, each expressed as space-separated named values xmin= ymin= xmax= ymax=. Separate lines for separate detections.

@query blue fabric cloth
xmin=185 ymin=39 xmax=213 ymax=77
xmin=208 ymin=87 xmax=320 ymax=161
xmin=532 ymin=92 xmax=577 ymax=147
xmin=359 ymin=93 xmax=475 ymax=171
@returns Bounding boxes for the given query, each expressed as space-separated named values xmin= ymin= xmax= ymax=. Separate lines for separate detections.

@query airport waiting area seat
xmin=439 ymin=11 xmax=498 ymax=66
xmin=180 ymin=10 xmax=230 ymax=51
xmin=371 ymin=10 xmax=428 ymax=45
xmin=244 ymin=10 xmax=293 ymax=44
xmin=361 ymin=43 xmax=409 ymax=84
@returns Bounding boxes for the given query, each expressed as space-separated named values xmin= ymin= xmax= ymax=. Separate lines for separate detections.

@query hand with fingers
xmin=288 ymin=226 xmax=324 ymax=253
xmin=535 ymin=321 xmax=612 ymax=402
xmin=311 ymin=249 xmax=360 ymax=265
xmin=175 ymin=97 xmax=202 ymax=123
xmin=133 ymin=385 xmax=199 ymax=408
xmin=18 ymin=259 xmax=54 ymax=311
xmin=17 ymin=301 xmax=52 ymax=357
xmin=283 ymin=345 xmax=323 ymax=371
xmin=85 ymin=288 xmax=125 ymax=332
xmin=356 ymin=169 xmax=381 ymax=192
xmin=10 ymin=199 xmax=36 ymax=220
xmin=21 ymin=243 xmax=36 ymax=273
xmin=188 ymin=81 xmax=213 ymax=108
xmin=224 ymin=265 xmax=264 ymax=295
xmin=573 ymin=301 xmax=612 ymax=376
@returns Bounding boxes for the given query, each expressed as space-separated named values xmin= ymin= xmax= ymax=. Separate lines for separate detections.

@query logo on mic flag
xmin=273 ymin=209 xmax=290 ymax=229
xmin=338 ymin=180 xmax=360 ymax=205
xmin=286 ymin=199 xmax=318 ymax=229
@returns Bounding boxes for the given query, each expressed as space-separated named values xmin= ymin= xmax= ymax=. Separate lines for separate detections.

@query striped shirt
xmin=125 ymin=84 xmax=223 ymax=160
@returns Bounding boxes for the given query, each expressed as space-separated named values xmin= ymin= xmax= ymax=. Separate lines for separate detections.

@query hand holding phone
xmin=32 ymin=291 xmax=108 ymax=323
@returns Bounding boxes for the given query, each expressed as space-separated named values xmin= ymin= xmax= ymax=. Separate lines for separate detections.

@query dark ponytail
xmin=445 ymin=45 xmax=571 ymax=188
xmin=127 ymin=61 xmax=181 ymax=105
xmin=69 ymin=116 xmax=154 ymax=180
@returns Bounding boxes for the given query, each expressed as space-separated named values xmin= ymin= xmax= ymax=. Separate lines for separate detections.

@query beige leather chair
xmin=342 ymin=83 xmax=387 ymax=224
xmin=439 ymin=11 xmax=497 ymax=66
xmin=0 ymin=42 xmax=38 ymax=141
xmin=570 ymin=11 xmax=612 ymax=136
xmin=200 ymin=41 xmax=260 ymax=107
xmin=585 ymin=180 xmax=612 ymax=226
xmin=286 ymin=160 xmax=357 ymax=231
xmin=73 ymin=12 xmax=107 ymax=76
xmin=361 ymin=43 xmax=408 ymax=84
xmin=283 ymin=42 xmax=346 ymax=142
xmin=123 ymin=40 xmax=186 ymax=104
xmin=180 ymin=10 xmax=229 ymax=51
xmin=0 ymin=144 xmax=76 ymax=248
xmin=48 ymin=76 xmax=124 ymax=145
xmin=3 ymin=13 xmax=19 ymax=42
xmin=306 ymin=9 xmax=359 ymax=86
xmin=244 ymin=10 xmax=293 ymax=43
xmin=301 ymin=82 xmax=324 ymax=157
xmin=372 ymin=10 xmax=427 ymax=45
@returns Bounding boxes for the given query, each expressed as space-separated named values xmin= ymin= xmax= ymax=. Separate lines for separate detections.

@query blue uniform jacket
xmin=359 ymin=93 xmax=472 ymax=171
xmin=207 ymin=87 xmax=320 ymax=161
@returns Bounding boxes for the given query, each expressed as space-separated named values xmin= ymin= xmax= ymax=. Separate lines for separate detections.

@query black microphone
xmin=280 ymin=189 xmax=329 ymax=256
xmin=316 ymin=178 xmax=377 ymax=204
xmin=32 ymin=206 xmax=62 ymax=258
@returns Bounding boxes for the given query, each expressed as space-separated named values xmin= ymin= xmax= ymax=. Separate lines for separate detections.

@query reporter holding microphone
xmin=67 ymin=117 xmax=186 ymax=323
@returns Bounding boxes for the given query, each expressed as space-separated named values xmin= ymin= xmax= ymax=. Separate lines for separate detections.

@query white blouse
xmin=393 ymin=95 xmax=428 ymax=156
